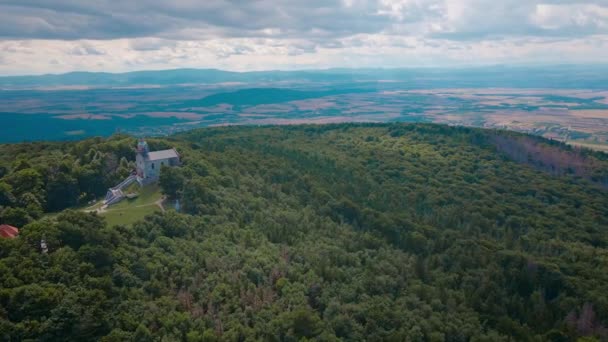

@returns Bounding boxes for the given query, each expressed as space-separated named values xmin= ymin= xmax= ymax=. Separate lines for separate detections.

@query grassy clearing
xmin=568 ymin=140 xmax=608 ymax=152
xmin=103 ymin=205 xmax=160 ymax=227
xmin=100 ymin=184 xmax=164 ymax=226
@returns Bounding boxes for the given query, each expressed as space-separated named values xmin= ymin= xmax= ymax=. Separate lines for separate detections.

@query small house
xmin=0 ymin=224 xmax=19 ymax=239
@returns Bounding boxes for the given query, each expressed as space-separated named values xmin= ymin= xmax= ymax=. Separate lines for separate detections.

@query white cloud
xmin=0 ymin=0 xmax=607 ymax=74
xmin=532 ymin=4 xmax=608 ymax=31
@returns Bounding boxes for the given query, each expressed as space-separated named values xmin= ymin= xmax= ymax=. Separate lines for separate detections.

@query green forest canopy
xmin=0 ymin=123 xmax=607 ymax=341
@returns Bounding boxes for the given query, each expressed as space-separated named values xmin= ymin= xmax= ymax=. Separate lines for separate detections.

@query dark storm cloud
xmin=0 ymin=0 xmax=606 ymax=43
xmin=0 ymin=0 xmax=391 ymax=40
xmin=0 ymin=3 xmax=184 ymax=39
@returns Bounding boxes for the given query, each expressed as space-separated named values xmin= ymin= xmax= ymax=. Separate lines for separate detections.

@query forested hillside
xmin=1 ymin=123 xmax=607 ymax=341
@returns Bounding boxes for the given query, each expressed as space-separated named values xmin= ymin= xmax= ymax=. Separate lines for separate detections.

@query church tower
xmin=136 ymin=138 xmax=149 ymax=178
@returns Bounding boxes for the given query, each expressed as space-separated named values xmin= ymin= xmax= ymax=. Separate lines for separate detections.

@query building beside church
xmin=135 ymin=139 xmax=180 ymax=184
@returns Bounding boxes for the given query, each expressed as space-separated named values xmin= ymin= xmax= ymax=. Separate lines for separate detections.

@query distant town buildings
xmin=0 ymin=224 xmax=19 ymax=239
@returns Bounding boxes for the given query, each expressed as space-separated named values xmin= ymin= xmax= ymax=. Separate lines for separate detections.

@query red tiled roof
xmin=0 ymin=224 xmax=19 ymax=238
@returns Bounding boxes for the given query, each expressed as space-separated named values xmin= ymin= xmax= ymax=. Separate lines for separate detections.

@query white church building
xmin=103 ymin=139 xmax=180 ymax=206
xmin=136 ymin=139 xmax=180 ymax=184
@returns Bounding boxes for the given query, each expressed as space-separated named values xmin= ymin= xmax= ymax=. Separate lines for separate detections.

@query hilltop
xmin=0 ymin=123 xmax=607 ymax=341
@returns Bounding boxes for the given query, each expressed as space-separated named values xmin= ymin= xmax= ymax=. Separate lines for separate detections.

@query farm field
xmin=1 ymin=67 xmax=608 ymax=150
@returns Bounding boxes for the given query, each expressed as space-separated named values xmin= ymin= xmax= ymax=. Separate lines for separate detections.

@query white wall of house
xmin=143 ymin=158 xmax=176 ymax=179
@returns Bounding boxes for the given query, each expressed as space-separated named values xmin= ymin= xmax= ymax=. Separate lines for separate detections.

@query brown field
xmin=144 ymin=112 xmax=202 ymax=119
xmin=4 ymin=85 xmax=608 ymax=150
xmin=243 ymin=104 xmax=294 ymax=114
xmin=187 ymin=104 xmax=234 ymax=112
xmin=568 ymin=141 xmax=608 ymax=152
xmin=569 ymin=110 xmax=608 ymax=119
xmin=55 ymin=114 xmax=112 ymax=120
xmin=291 ymin=99 xmax=336 ymax=111
xmin=238 ymin=114 xmax=269 ymax=118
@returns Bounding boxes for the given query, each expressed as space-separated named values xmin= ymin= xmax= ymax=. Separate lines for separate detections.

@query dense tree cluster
xmin=490 ymin=132 xmax=608 ymax=186
xmin=1 ymin=123 xmax=607 ymax=341
xmin=0 ymin=135 xmax=137 ymax=226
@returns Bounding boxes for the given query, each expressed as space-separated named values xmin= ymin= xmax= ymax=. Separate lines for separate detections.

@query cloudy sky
xmin=0 ymin=0 xmax=607 ymax=75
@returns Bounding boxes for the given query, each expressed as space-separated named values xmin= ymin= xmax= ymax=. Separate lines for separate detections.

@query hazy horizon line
xmin=3 ymin=63 xmax=608 ymax=78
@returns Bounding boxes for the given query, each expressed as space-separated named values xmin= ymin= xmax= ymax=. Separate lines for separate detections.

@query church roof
xmin=146 ymin=148 xmax=179 ymax=161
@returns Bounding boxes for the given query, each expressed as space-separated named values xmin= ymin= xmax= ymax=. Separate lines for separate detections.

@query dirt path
xmin=83 ymin=203 xmax=107 ymax=214
xmin=82 ymin=195 xmax=166 ymax=215
xmin=155 ymin=196 xmax=166 ymax=212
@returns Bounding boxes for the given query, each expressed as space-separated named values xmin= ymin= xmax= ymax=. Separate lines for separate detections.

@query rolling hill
xmin=0 ymin=123 xmax=607 ymax=341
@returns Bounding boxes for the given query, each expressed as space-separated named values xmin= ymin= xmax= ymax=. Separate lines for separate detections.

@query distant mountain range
xmin=2 ymin=65 xmax=608 ymax=89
